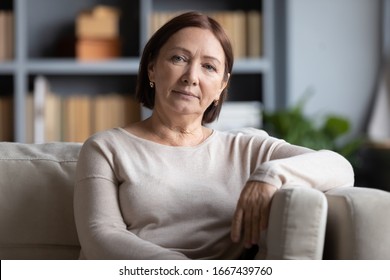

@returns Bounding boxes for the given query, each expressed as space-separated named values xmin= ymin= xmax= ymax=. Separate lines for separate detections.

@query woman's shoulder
xmin=80 ymin=128 xmax=133 ymax=152
xmin=214 ymin=127 xmax=288 ymax=151
xmin=84 ymin=127 xmax=123 ymax=142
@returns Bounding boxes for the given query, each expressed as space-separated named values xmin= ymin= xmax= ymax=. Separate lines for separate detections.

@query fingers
xmin=231 ymin=182 xmax=277 ymax=247
xmin=251 ymin=198 xmax=261 ymax=245
xmin=244 ymin=187 xmax=261 ymax=248
xmin=260 ymin=201 xmax=271 ymax=231
xmin=230 ymin=207 xmax=243 ymax=243
xmin=244 ymin=204 xmax=252 ymax=248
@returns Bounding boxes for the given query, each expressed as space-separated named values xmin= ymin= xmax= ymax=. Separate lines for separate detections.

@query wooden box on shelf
xmin=76 ymin=5 xmax=121 ymax=61
xmin=76 ymin=37 xmax=121 ymax=61
xmin=76 ymin=5 xmax=120 ymax=39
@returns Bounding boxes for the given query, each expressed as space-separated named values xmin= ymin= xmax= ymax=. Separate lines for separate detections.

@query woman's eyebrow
xmin=168 ymin=46 xmax=191 ymax=54
xmin=169 ymin=47 xmax=222 ymax=65
xmin=203 ymin=55 xmax=222 ymax=65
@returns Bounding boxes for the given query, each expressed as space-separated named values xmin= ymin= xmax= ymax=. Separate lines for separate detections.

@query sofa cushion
xmin=324 ymin=186 xmax=390 ymax=259
xmin=0 ymin=142 xmax=82 ymax=259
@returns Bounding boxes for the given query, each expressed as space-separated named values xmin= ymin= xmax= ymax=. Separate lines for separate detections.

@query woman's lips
xmin=173 ymin=90 xmax=200 ymax=99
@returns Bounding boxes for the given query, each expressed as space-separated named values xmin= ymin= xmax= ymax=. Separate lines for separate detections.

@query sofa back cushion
xmin=0 ymin=142 xmax=82 ymax=259
xmin=324 ymin=187 xmax=390 ymax=259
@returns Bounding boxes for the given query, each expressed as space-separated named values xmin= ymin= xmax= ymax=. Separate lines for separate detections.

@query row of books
xmin=150 ymin=10 xmax=262 ymax=58
xmin=1 ymin=76 xmax=262 ymax=142
xmin=0 ymin=10 xmax=14 ymax=61
xmin=0 ymin=9 xmax=262 ymax=61
xmin=0 ymin=94 xmax=263 ymax=142
xmin=25 ymin=76 xmax=141 ymax=143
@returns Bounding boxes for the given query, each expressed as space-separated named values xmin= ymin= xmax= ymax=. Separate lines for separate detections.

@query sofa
xmin=1 ymin=141 xmax=390 ymax=260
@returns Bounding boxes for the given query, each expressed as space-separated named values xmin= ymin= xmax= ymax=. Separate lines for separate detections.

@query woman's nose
xmin=181 ymin=65 xmax=199 ymax=86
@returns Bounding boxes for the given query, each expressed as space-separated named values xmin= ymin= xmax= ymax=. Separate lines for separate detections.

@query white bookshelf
xmin=0 ymin=0 xmax=277 ymax=142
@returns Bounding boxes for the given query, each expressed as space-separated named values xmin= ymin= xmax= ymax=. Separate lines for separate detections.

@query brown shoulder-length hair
xmin=136 ymin=11 xmax=234 ymax=124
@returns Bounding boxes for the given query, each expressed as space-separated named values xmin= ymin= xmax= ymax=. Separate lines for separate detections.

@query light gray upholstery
xmin=324 ymin=187 xmax=390 ymax=259
xmin=0 ymin=142 xmax=389 ymax=260
xmin=0 ymin=142 xmax=82 ymax=259
xmin=263 ymin=186 xmax=328 ymax=260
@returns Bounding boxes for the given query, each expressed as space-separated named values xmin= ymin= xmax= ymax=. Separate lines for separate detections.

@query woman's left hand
xmin=231 ymin=181 xmax=278 ymax=248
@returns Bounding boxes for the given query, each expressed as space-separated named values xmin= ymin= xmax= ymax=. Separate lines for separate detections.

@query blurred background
xmin=0 ymin=0 xmax=389 ymax=189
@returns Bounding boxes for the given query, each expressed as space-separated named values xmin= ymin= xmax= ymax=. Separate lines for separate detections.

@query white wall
xmin=285 ymin=0 xmax=382 ymax=138
xmin=384 ymin=0 xmax=390 ymax=60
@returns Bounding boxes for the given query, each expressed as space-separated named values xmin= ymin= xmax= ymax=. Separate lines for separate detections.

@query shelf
xmin=20 ymin=58 xmax=268 ymax=75
xmin=233 ymin=58 xmax=270 ymax=74
xmin=25 ymin=59 xmax=140 ymax=75
xmin=0 ymin=62 xmax=16 ymax=73
xmin=7 ymin=0 xmax=276 ymax=142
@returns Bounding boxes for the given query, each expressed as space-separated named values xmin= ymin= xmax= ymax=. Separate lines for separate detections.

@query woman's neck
xmin=145 ymin=113 xmax=209 ymax=146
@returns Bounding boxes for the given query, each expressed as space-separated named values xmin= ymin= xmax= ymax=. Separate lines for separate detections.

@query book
xmin=30 ymin=77 xmax=63 ymax=143
xmin=4 ymin=11 xmax=13 ymax=60
xmin=92 ymin=93 xmax=140 ymax=134
xmin=0 ymin=11 xmax=5 ymax=61
xmin=150 ymin=10 xmax=261 ymax=58
xmin=247 ymin=10 xmax=262 ymax=57
xmin=207 ymin=101 xmax=262 ymax=131
xmin=232 ymin=10 xmax=247 ymax=58
xmin=124 ymin=94 xmax=141 ymax=125
xmin=0 ymin=95 xmax=14 ymax=141
xmin=29 ymin=85 xmax=140 ymax=142
xmin=44 ymin=91 xmax=62 ymax=142
xmin=0 ymin=11 xmax=14 ymax=61
xmin=25 ymin=93 xmax=34 ymax=143
xmin=149 ymin=11 xmax=182 ymax=36
xmin=33 ymin=76 xmax=49 ymax=143
xmin=62 ymin=95 xmax=92 ymax=143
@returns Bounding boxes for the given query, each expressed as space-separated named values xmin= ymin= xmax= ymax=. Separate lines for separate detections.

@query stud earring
xmin=149 ymin=81 xmax=154 ymax=88
xmin=213 ymin=99 xmax=219 ymax=106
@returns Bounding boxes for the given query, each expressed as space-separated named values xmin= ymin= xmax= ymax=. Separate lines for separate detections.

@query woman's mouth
xmin=172 ymin=90 xmax=200 ymax=99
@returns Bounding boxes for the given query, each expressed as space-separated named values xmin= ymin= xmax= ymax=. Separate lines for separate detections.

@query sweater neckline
xmin=116 ymin=127 xmax=217 ymax=150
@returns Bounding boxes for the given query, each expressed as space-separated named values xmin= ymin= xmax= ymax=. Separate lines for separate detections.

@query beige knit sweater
xmin=74 ymin=127 xmax=354 ymax=259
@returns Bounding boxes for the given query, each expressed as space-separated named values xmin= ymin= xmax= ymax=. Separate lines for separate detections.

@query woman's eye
xmin=204 ymin=64 xmax=217 ymax=72
xmin=171 ymin=55 xmax=186 ymax=64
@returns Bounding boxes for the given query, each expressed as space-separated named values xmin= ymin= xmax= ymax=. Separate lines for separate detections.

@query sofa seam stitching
xmin=0 ymin=158 xmax=78 ymax=163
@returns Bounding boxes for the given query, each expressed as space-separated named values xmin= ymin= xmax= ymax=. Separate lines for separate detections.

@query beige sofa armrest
xmin=258 ymin=186 xmax=328 ymax=260
xmin=324 ymin=186 xmax=390 ymax=259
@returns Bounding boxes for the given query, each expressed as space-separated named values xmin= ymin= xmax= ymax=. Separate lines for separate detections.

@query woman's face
xmin=148 ymin=27 xmax=229 ymax=120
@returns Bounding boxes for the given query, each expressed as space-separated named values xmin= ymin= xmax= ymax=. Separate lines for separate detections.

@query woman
xmin=74 ymin=11 xmax=354 ymax=259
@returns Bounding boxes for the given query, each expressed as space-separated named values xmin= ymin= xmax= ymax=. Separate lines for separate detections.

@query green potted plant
xmin=262 ymin=94 xmax=362 ymax=168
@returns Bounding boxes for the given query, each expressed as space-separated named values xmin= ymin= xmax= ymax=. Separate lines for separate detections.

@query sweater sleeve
xmin=74 ymin=137 xmax=189 ymax=260
xmin=246 ymin=130 xmax=355 ymax=192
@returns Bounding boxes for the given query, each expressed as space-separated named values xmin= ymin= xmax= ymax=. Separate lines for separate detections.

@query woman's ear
xmin=221 ymin=72 xmax=230 ymax=91
xmin=148 ymin=61 xmax=155 ymax=82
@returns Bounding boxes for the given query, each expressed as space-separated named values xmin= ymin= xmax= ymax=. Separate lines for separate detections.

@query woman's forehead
xmin=162 ymin=27 xmax=225 ymax=58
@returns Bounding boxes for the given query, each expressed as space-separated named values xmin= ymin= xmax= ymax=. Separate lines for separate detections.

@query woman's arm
xmin=250 ymin=144 xmax=355 ymax=191
xmin=231 ymin=129 xmax=355 ymax=247
xmin=231 ymin=128 xmax=354 ymax=191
